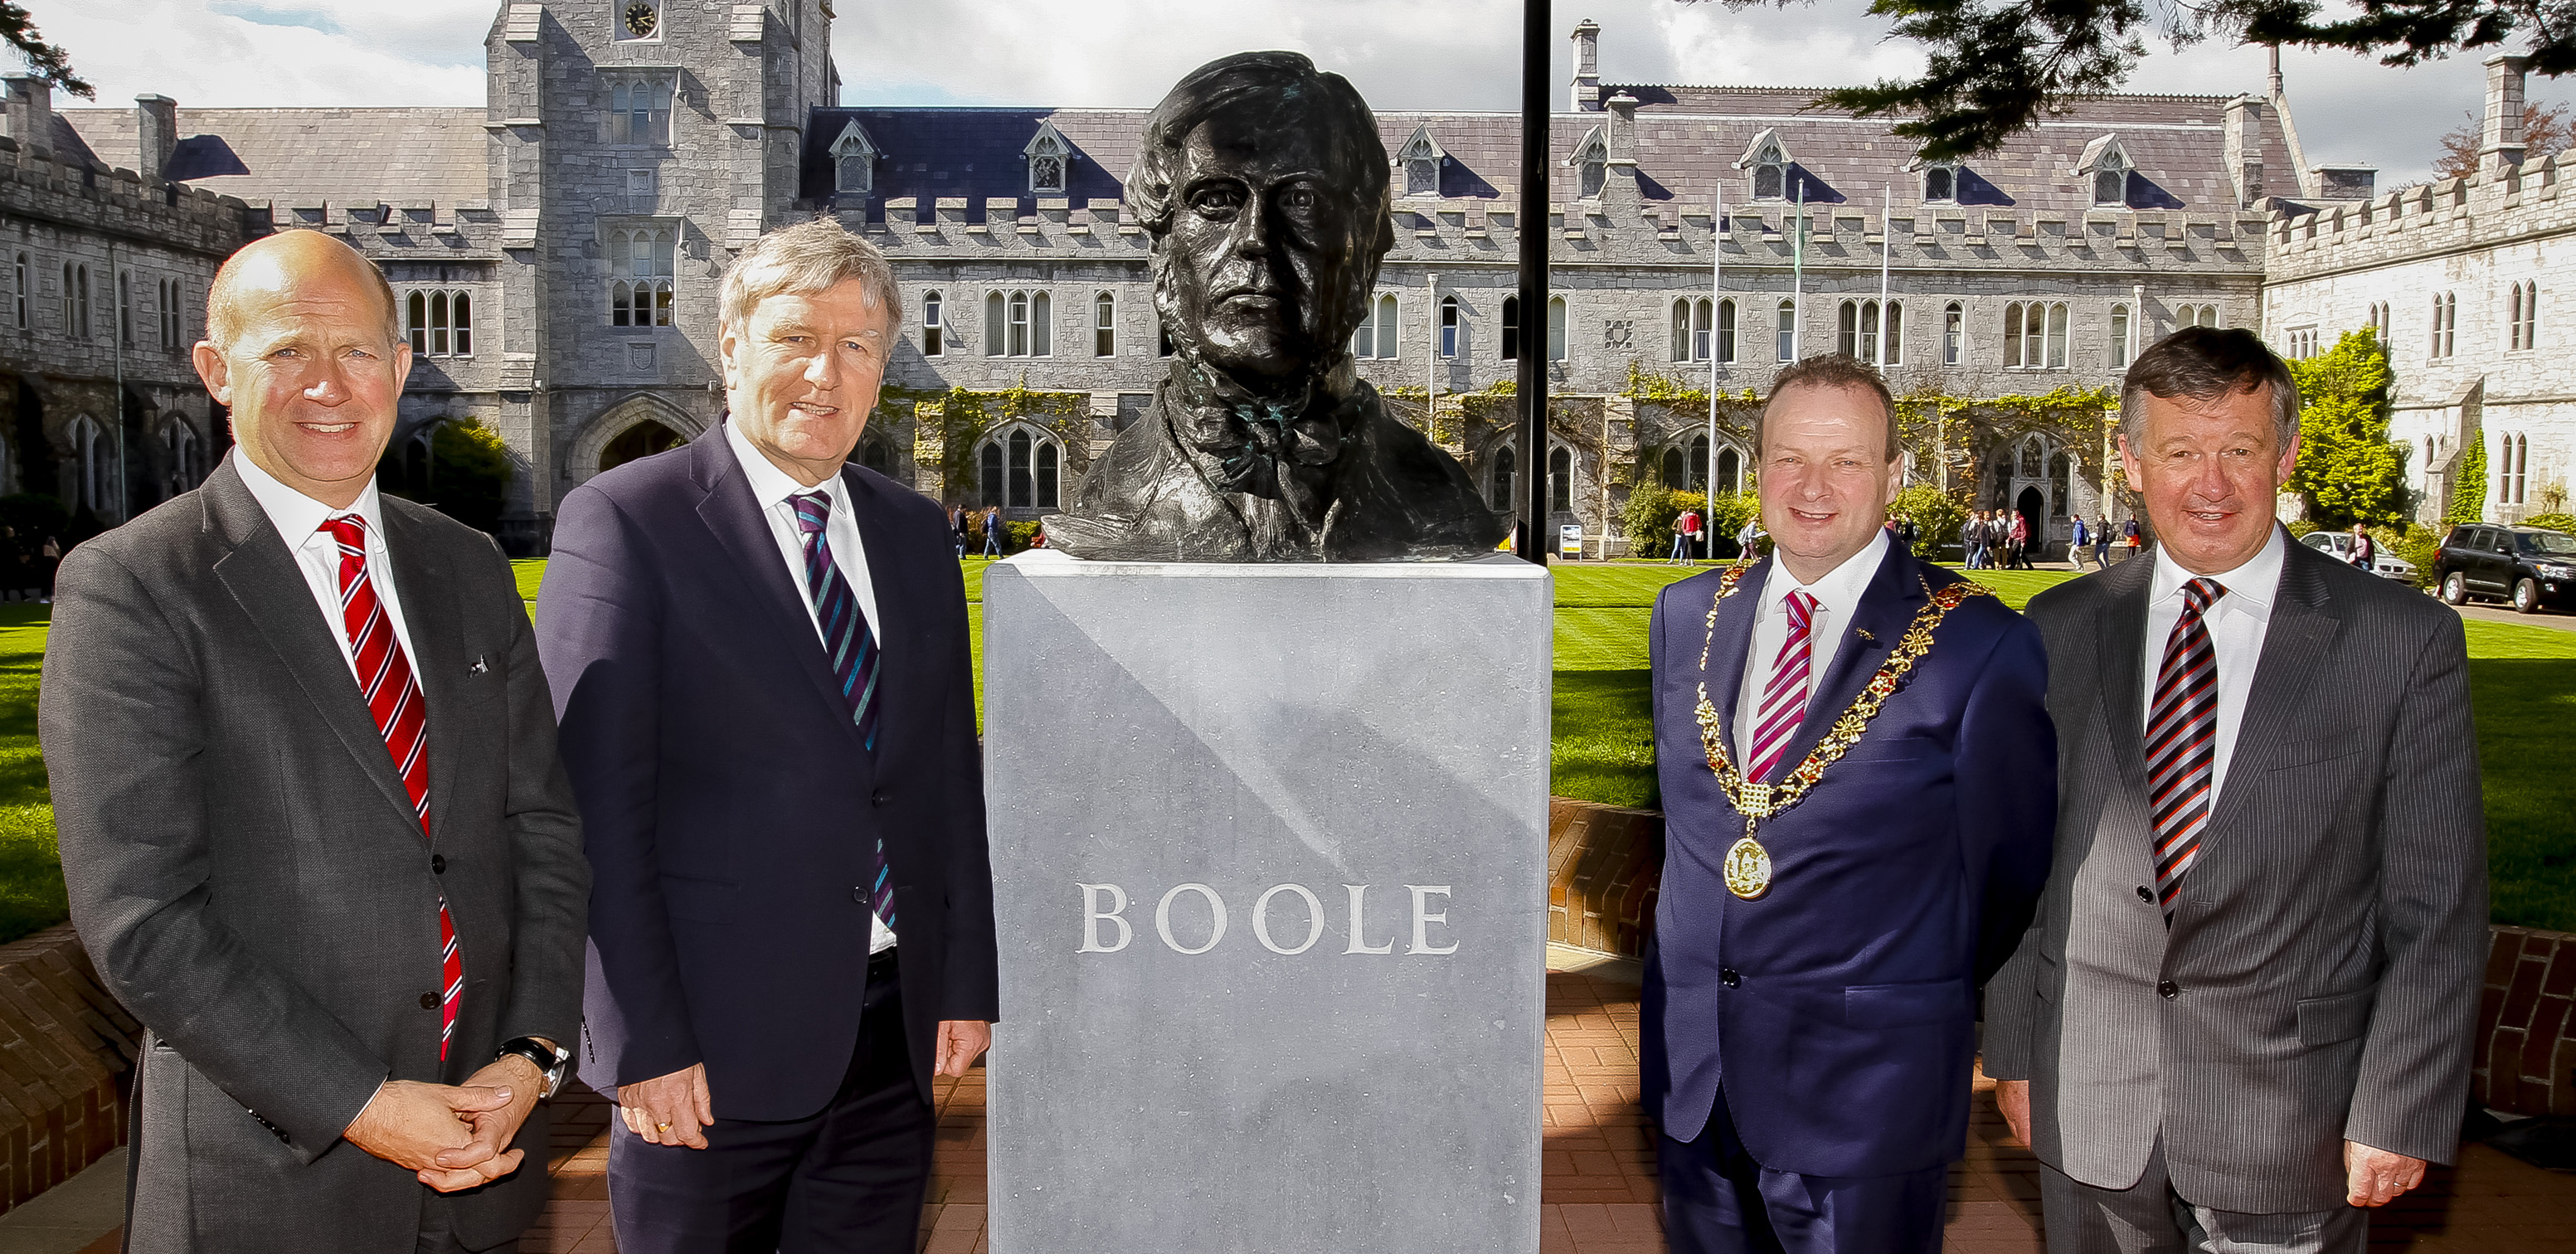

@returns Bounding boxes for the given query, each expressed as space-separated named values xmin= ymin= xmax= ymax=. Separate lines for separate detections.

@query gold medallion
xmin=1723 ymin=836 xmax=1773 ymax=900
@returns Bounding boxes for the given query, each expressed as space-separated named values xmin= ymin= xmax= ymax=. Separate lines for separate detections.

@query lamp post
xmin=1516 ymin=0 xmax=1550 ymax=565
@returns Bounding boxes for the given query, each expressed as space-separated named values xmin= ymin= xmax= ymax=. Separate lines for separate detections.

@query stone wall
xmin=0 ymin=923 xmax=136 ymax=1214
xmin=2476 ymin=924 xmax=2576 ymax=1118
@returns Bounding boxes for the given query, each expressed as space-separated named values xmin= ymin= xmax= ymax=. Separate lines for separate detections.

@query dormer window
xmin=1396 ymin=124 xmax=1445 ymax=197
xmin=1024 ymin=121 xmax=1071 ymax=196
xmin=1738 ymin=129 xmax=1791 ymax=202
xmin=2078 ymin=135 xmax=2133 ymax=207
xmin=1923 ymin=162 xmax=1956 ymax=203
xmin=829 ymin=119 xmax=877 ymax=195
xmin=1568 ymin=126 xmax=1607 ymax=200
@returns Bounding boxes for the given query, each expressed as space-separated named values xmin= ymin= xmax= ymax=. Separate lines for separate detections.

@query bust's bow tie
xmin=1171 ymin=367 xmax=1349 ymax=498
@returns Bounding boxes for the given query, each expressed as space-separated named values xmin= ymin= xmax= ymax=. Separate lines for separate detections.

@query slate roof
xmin=58 ymin=107 xmax=489 ymax=205
xmin=804 ymin=85 xmax=2295 ymax=221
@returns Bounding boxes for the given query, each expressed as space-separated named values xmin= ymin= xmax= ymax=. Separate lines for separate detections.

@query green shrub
xmin=2522 ymin=512 xmax=2576 ymax=535
xmin=2449 ymin=436 xmax=2488 ymax=526
xmin=2384 ymin=522 xmax=2440 ymax=589
xmin=380 ymin=419 xmax=512 ymax=537
xmin=1005 ymin=520 xmax=1043 ymax=552
xmin=1703 ymin=492 xmax=1761 ymax=557
xmin=1620 ymin=486 xmax=1689 ymax=557
xmin=1889 ymin=484 xmax=1966 ymax=558
xmin=2287 ymin=519 xmax=2320 ymax=537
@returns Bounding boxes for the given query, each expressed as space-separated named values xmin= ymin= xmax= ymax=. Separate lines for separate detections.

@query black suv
xmin=2434 ymin=523 xmax=2576 ymax=613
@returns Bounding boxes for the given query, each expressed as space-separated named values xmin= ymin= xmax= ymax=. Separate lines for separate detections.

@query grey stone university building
xmin=27 ymin=3 xmax=2550 ymax=554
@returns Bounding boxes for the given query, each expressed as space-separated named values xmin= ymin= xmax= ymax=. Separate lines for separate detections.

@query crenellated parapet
xmin=0 ymin=134 xmax=264 ymax=255
xmin=2267 ymin=153 xmax=2576 ymax=281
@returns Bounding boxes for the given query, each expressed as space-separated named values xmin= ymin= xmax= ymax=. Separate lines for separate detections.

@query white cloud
xmin=48 ymin=0 xmax=2575 ymax=187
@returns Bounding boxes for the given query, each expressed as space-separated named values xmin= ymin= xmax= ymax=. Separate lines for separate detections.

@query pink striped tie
xmin=1746 ymin=591 xmax=1817 ymax=782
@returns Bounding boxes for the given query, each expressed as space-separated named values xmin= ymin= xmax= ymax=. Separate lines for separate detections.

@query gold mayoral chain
xmin=1691 ymin=561 xmax=1991 ymax=900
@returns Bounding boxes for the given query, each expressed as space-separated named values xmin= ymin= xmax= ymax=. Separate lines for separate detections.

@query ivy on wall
xmin=879 ymin=380 xmax=1092 ymax=502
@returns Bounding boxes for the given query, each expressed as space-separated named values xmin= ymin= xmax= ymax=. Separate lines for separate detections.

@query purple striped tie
xmin=1746 ymin=591 xmax=1817 ymax=783
xmin=2146 ymin=578 xmax=2224 ymax=917
xmin=790 ymin=491 xmax=897 ymax=931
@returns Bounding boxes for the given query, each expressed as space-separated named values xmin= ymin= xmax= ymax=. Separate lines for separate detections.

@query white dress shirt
xmin=1734 ymin=528 xmax=1889 ymax=759
xmin=2141 ymin=525 xmax=2287 ymax=804
xmin=725 ymin=420 xmax=897 ymax=954
xmin=233 ymin=451 xmax=422 ymax=686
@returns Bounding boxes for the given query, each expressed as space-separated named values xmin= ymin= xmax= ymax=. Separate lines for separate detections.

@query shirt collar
xmin=232 ymin=448 xmax=385 ymax=547
xmin=725 ymin=417 xmax=843 ymax=513
xmin=2149 ymin=523 xmax=2287 ymax=623
xmin=1761 ymin=527 xmax=1888 ymax=621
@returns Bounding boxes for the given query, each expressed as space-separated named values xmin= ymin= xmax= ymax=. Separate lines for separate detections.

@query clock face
xmin=623 ymin=2 xmax=659 ymax=37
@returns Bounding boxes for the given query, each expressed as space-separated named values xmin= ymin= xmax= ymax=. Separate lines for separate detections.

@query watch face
xmin=624 ymin=2 xmax=659 ymax=37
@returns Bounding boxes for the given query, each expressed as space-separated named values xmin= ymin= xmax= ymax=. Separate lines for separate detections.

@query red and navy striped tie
xmin=321 ymin=516 xmax=463 ymax=1060
xmin=2146 ymin=577 xmax=2224 ymax=918
xmin=1745 ymin=590 xmax=1817 ymax=782
xmin=789 ymin=492 xmax=897 ymax=931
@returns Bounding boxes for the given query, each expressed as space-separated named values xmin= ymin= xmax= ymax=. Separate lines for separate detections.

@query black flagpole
xmin=1517 ymin=0 xmax=1550 ymax=565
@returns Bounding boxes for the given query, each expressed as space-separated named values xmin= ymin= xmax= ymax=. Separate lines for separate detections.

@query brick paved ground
xmin=444 ymin=960 xmax=2576 ymax=1253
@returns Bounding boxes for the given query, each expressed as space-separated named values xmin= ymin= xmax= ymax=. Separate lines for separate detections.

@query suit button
xmin=431 ymin=854 xmax=446 ymax=875
xmin=853 ymin=887 xmax=867 ymax=904
xmin=870 ymin=789 xmax=888 ymax=808
xmin=420 ymin=992 xmax=440 ymax=1010
xmin=1719 ymin=968 xmax=1740 ymax=988
xmin=2136 ymin=885 xmax=2153 ymax=903
xmin=275 ymin=1129 xmax=290 ymax=1144
xmin=2157 ymin=979 xmax=2179 ymax=999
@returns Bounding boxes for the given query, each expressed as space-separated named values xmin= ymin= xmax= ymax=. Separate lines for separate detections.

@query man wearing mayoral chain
xmin=1642 ymin=353 xmax=2058 ymax=1252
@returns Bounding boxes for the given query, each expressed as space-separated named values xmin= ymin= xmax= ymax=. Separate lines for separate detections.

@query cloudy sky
xmin=47 ymin=0 xmax=2576 ymax=187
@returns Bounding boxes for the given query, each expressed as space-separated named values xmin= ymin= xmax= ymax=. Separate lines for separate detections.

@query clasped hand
xmin=343 ymin=1056 xmax=544 ymax=1192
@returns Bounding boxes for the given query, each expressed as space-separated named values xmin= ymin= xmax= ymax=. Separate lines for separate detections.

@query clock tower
xmin=481 ymin=0 xmax=839 ymax=543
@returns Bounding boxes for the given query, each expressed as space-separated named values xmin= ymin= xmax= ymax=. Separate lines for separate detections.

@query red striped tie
xmin=321 ymin=517 xmax=462 ymax=1061
xmin=1745 ymin=590 xmax=1817 ymax=782
xmin=2146 ymin=578 xmax=2224 ymax=918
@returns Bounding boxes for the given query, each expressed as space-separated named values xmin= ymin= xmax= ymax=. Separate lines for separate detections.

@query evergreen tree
xmin=2 ymin=5 xmax=88 ymax=100
xmin=2287 ymin=330 xmax=2409 ymax=529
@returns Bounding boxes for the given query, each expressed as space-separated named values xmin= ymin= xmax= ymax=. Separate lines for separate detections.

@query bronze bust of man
xmin=1043 ymin=51 xmax=1508 ymax=562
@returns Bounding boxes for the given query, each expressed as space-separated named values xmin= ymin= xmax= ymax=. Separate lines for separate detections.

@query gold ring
xmin=655 ymin=1121 xmax=670 ymax=1130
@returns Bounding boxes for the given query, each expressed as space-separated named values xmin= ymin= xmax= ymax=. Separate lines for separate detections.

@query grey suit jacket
xmin=39 ymin=455 xmax=588 ymax=1253
xmin=1984 ymin=537 xmax=2486 ymax=1214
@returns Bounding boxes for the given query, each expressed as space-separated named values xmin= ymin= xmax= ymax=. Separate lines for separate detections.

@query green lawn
xmin=3 ymin=559 xmax=2565 ymax=939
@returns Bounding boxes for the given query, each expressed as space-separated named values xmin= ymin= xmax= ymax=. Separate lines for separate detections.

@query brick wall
xmin=2475 ymin=924 xmax=2576 ymax=1118
xmin=1546 ymin=797 xmax=1663 ymax=958
xmin=0 ymin=923 xmax=137 ymax=1213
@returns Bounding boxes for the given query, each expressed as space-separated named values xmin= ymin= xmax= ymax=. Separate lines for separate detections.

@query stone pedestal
xmin=982 ymin=552 xmax=1552 ymax=1254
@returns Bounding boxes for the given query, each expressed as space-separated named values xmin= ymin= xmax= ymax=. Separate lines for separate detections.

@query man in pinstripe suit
xmin=1985 ymin=328 xmax=2488 ymax=1252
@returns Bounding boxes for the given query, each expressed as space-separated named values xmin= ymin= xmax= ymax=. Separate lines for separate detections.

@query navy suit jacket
xmin=1641 ymin=544 xmax=2055 ymax=1179
xmin=537 ymin=424 xmax=999 ymax=1120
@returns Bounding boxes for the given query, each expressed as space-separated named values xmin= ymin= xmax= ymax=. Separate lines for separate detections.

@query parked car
xmin=2433 ymin=523 xmax=2576 ymax=613
xmin=2298 ymin=530 xmax=2418 ymax=582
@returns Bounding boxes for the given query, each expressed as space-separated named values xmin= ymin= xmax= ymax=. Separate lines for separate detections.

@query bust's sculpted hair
xmin=1125 ymin=49 xmax=1393 ymax=256
xmin=720 ymin=216 xmax=902 ymax=339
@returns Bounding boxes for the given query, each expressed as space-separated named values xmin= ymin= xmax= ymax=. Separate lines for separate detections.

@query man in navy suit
xmin=538 ymin=219 xmax=998 ymax=1252
xmin=1643 ymin=353 xmax=2057 ymax=1252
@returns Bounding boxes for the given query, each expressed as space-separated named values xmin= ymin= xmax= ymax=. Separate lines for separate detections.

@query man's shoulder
xmin=578 ymin=439 xmax=704 ymax=508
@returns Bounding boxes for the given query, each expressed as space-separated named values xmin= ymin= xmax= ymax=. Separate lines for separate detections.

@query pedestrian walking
xmin=2069 ymin=514 xmax=2092 ymax=569
xmin=2122 ymin=516 xmax=2141 ymax=561
xmin=950 ymin=505 xmax=968 ymax=558
xmin=2008 ymin=510 xmax=2032 ymax=569
xmin=2092 ymin=515 xmax=2112 ymax=568
xmin=982 ymin=505 xmax=1004 ymax=557
xmin=1670 ymin=508 xmax=1699 ymax=564
xmin=2348 ymin=522 xmax=2376 ymax=571
xmin=1735 ymin=516 xmax=1764 ymax=559
xmin=1963 ymin=512 xmax=1985 ymax=569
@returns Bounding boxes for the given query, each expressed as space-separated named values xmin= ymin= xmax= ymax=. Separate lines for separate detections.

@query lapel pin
xmin=469 ymin=655 xmax=488 ymax=676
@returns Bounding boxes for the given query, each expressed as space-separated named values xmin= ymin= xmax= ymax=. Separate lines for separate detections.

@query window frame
xmin=606 ymin=226 xmax=678 ymax=328
xmin=921 ymin=290 xmax=944 ymax=356
xmin=1440 ymin=294 xmax=1461 ymax=359
xmin=603 ymin=70 xmax=677 ymax=147
xmin=1093 ymin=291 xmax=1115 ymax=357
xmin=1942 ymin=301 xmax=1964 ymax=365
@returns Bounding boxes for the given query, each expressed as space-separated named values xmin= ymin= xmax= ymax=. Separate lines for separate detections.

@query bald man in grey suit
xmin=1984 ymin=328 xmax=2486 ymax=1252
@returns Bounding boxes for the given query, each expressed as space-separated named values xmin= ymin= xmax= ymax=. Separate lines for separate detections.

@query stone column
xmin=2 ymin=77 xmax=50 ymax=150
xmin=2223 ymin=95 xmax=2265 ymax=209
xmin=134 ymin=95 xmax=177 ymax=183
xmin=1569 ymin=19 xmax=1600 ymax=112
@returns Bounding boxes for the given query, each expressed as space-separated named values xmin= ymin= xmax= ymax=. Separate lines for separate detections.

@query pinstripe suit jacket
xmin=1983 ymin=537 xmax=2487 ymax=1213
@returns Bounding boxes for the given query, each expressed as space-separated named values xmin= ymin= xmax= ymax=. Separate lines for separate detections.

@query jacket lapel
xmin=2191 ymin=543 xmax=2341 ymax=863
xmin=378 ymin=503 xmax=469 ymax=842
xmin=688 ymin=425 xmax=870 ymax=754
xmin=840 ymin=467 xmax=917 ymax=770
xmin=1696 ymin=557 xmax=1770 ymax=765
xmin=2092 ymin=555 xmax=2156 ymax=804
xmin=1776 ymin=542 xmax=1923 ymax=774
xmin=201 ymin=457 xmax=422 ymax=833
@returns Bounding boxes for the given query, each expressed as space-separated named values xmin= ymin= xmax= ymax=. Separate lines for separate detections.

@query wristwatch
xmin=496 ymin=1037 xmax=573 ymax=1100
